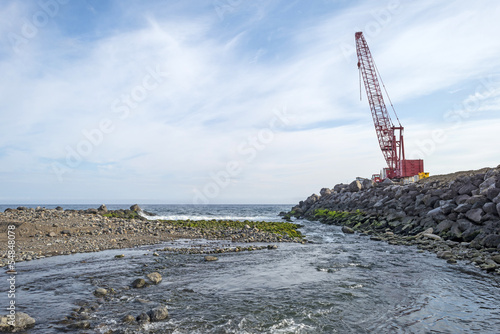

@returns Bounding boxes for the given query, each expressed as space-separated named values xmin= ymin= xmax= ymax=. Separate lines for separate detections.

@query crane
xmin=355 ymin=31 xmax=424 ymax=180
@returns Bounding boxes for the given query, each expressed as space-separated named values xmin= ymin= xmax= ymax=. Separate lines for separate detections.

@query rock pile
xmin=288 ymin=165 xmax=500 ymax=272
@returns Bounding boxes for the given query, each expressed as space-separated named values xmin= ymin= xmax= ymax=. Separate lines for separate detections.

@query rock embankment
xmin=287 ymin=165 xmax=500 ymax=273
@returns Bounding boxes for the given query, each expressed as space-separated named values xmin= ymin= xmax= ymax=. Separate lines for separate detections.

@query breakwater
xmin=286 ymin=165 xmax=500 ymax=273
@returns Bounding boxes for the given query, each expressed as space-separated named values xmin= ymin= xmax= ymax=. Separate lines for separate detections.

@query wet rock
xmin=491 ymin=254 xmax=500 ymax=264
xmin=342 ymin=226 xmax=355 ymax=234
xmin=122 ymin=315 xmax=135 ymax=323
xmin=205 ymin=256 xmax=218 ymax=261
xmin=130 ymin=204 xmax=141 ymax=212
xmin=437 ymin=251 xmax=454 ymax=260
xmin=0 ymin=312 xmax=36 ymax=332
xmin=267 ymin=244 xmax=278 ymax=249
xmin=423 ymin=233 xmax=442 ymax=241
xmin=131 ymin=278 xmax=147 ymax=288
xmin=68 ymin=320 xmax=90 ymax=329
xmin=148 ymin=305 xmax=169 ymax=321
xmin=94 ymin=288 xmax=108 ymax=297
xmin=146 ymin=272 xmax=162 ymax=285
xmin=136 ymin=312 xmax=150 ymax=323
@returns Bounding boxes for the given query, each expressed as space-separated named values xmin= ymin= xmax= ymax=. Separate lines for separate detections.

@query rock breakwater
xmin=286 ymin=165 xmax=500 ymax=273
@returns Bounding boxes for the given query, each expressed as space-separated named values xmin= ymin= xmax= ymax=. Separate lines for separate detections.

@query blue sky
xmin=1 ymin=0 xmax=500 ymax=204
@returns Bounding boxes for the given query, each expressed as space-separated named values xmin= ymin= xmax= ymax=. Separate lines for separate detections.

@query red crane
xmin=355 ymin=31 xmax=423 ymax=180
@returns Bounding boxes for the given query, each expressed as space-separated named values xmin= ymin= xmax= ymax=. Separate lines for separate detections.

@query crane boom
xmin=355 ymin=31 xmax=404 ymax=179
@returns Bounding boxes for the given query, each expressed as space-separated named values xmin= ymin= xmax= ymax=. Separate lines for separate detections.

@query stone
xmin=435 ymin=220 xmax=453 ymax=233
xmin=437 ymin=251 xmax=454 ymax=259
xmin=146 ymin=272 xmax=162 ymax=285
xmin=481 ymin=234 xmax=500 ymax=248
xmin=423 ymin=233 xmax=442 ymax=241
xmin=122 ymin=315 xmax=135 ymax=323
xmin=148 ymin=305 xmax=169 ymax=321
xmin=458 ymin=183 xmax=477 ymax=195
xmin=130 ymin=204 xmax=141 ymax=212
xmin=0 ymin=312 xmax=36 ymax=332
xmin=426 ymin=207 xmax=442 ymax=216
xmin=61 ymin=230 xmax=71 ymax=236
xmin=48 ymin=231 xmax=57 ymax=237
xmin=320 ymin=188 xmax=332 ymax=197
xmin=94 ymin=288 xmax=108 ymax=297
xmin=491 ymin=254 xmax=500 ymax=264
xmin=132 ymin=278 xmax=147 ymax=288
xmin=136 ymin=312 xmax=150 ymax=323
xmin=497 ymin=203 xmax=500 ymax=216
xmin=98 ymin=204 xmax=108 ymax=212
xmin=454 ymin=203 xmax=472 ymax=213
xmin=483 ymin=202 xmax=497 ymax=215
xmin=342 ymin=226 xmax=355 ymax=234
xmin=55 ymin=206 xmax=63 ymax=211
xmin=204 ymin=256 xmax=218 ymax=261
xmin=465 ymin=208 xmax=483 ymax=224
xmin=455 ymin=194 xmax=470 ymax=205
xmin=349 ymin=180 xmax=362 ymax=192
xmin=361 ymin=178 xmax=373 ymax=190
xmin=487 ymin=187 xmax=500 ymax=201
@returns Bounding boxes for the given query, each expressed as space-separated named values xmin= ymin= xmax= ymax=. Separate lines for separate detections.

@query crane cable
xmin=372 ymin=59 xmax=402 ymax=127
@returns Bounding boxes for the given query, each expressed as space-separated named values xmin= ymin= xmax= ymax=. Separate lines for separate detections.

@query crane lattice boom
xmin=355 ymin=31 xmax=423 ymax=179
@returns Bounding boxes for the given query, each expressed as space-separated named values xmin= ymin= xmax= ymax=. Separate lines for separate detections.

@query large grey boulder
xmin=465 ymin=208 xmax=483 ymax=224
xmin=320 ymin=188 xmax=332 ymax=197
xmin=458 ymin=183 xmax=477 ymax=195
xmin=349 ymin=180 xmax=362 ymax=192
xmin=146 ymin=272 xmax=162 ymax=285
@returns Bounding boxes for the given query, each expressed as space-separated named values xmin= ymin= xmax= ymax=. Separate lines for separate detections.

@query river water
xmin=1 ymin=204 xmax=499 ymax=333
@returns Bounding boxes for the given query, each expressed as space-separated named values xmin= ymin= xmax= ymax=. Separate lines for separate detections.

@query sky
xmin=1 ymin=0 xmax=500 ymax=205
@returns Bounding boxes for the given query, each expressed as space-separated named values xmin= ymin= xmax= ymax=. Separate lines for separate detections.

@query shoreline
xmin=0 ymin=205 xmax=303 ymax=266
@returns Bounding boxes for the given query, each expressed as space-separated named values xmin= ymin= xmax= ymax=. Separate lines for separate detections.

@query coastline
xmin=0 ymin=205 xmax=302 ymax=267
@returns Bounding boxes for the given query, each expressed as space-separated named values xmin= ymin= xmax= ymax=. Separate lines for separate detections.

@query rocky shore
xmin=285 ymin=165 xmax=500 ymax=274
xmin=0 ymin=205 xmax=302 ymax=267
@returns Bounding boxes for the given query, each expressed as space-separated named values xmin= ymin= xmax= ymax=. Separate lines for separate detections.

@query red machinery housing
xmin=355 ymin=31 xmax=423 ymax=179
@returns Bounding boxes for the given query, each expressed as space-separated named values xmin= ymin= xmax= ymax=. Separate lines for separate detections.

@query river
xmin=1 ymin=204 xmax=499 ymax=333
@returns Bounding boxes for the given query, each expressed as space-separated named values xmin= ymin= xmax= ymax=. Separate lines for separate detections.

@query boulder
xmin=454 ymin=203 xmax=472 ymax=213
xmin=435 ymin=220 xmax=453 ymax=233
xmin=423 ymin=233 xmax=442 ymax=241
xmin=130 ymin=204 xmax=141 ymax=212
xmin=320 ymin=188 xmax=332 ymax=197
xmin=205 ymin=256 xmax=218 ymax=261
xmin=146 ymin=272 xmax=162 ymax=285
xmin=458 ymin=183 xmax=477 ymax=195
xmin=497 ymin=203 xmax=500 ymax=216
xmin=487 ymin=187 xmax=500 ymax=201
xmin=136 ymin=312 xmax=150 ymax=323
xmin=349 ymin=180 xmax=362 ymax=192
xmin=454 ymin=194 xmax=470 ymax=205
xmin=481 ymin=234 xmax=500 ymax=248
xmin=361 ymin=178 xmax=373 ymax=190
xmin=94 ymin=288 xmax=108 ymax=297
xmin=98 ymin=204 xmax=108 ymax=212
xmin=342 ymin=226 xmax=355 ymax=234
xmin=0 ymin=312 xmax=36 ymax=332
xmin=465 ymin=208 xmax=483 ymax=224
xmin=483 ymin=202 xmax=497 ymax=215
xmin=148 ymin=305 xmax=169 ymax=321
xmin=132 ymin=278 xmax=146 ymax=288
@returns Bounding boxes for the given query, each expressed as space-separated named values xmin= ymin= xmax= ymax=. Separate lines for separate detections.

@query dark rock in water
xmin=342 ymin=226 xmax=355 ymax=234
xmin=0 ymin=312 xmax=36 ymax=332
xmin=68 ymin=320 xmax=90 ymax=329
xmin=148 ymin=305 xmax=169 ymax=321
xmin=132 ymin=278 xmax=147 ymax=288
xmin=98 ymin=204 xmax=108 ymax=212
xmin=205 ymin=256 xmax=218 ymax=261
xmin=136 ymin=312 xmax=150 ymax=323
xmin=130 ymin=204 xmax=141 ymax=212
